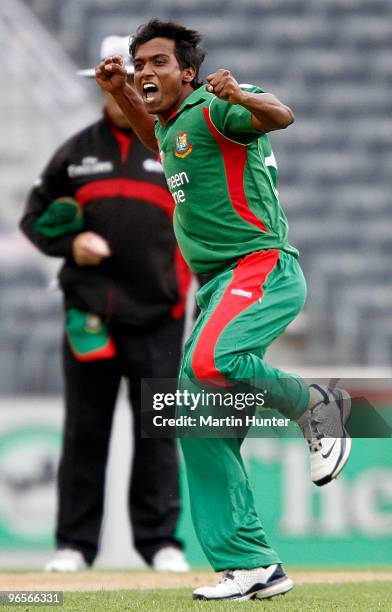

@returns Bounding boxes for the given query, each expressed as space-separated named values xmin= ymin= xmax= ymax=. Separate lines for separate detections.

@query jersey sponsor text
xmin=167 ymin=171 xmax=190 ymax=204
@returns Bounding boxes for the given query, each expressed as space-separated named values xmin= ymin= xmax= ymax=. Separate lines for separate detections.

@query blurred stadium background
xmin=0 ymin=0 xmax=391 ymax=570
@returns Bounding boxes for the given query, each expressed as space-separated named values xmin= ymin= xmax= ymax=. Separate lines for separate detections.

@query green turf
xmin=2 ymin=583 xmax=391 ymax=612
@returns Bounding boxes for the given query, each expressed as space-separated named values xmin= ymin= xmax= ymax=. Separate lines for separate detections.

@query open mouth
xmin=142 ymin=82 xmax=159 ymax=102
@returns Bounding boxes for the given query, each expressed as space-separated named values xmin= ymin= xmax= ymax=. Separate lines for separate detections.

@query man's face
xmin=133 ymin=38 xmax=194 ymax=118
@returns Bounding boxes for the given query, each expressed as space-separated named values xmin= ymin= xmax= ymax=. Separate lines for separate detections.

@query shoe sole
xmin=193 ymin=577 xmax=294 ymax=601
xmin=253 ymin=576 xmax=294 ymax=600
xmin=314 ymin=389 xmax=352 ymax=487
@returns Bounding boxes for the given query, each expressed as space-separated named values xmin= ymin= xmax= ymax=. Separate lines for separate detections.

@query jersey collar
xmin=158 ymin=85 xmax=211 ymax=126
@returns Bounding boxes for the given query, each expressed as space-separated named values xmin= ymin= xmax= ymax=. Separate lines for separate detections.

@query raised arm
xmin=95 ymin=55 xmax=158 ymax=153
xmin=207 ymin=69 xmax=294 ymax=133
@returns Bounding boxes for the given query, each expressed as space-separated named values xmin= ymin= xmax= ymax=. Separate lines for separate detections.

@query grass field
xmin=0 ymin=571 xmax=391 ymax=611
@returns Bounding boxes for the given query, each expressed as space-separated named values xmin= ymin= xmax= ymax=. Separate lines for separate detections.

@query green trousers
xmin=179 ymin=249 xmax=309 ymax=570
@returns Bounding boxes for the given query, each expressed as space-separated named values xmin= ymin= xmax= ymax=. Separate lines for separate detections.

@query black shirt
xmin=20 ymin=114 xmax=191 ymax=326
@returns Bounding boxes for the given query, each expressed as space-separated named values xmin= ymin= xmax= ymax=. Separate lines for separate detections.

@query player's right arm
xmin=95 ymin=56 xmax=158 ymax=153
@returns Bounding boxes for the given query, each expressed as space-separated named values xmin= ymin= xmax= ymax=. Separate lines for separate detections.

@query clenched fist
xmin=206 ymin=69 xmax=246 ymax=105
xmin=95 ymin=55 xmax=128 ymax=95
xmin=72 ymin=232 xmax=111 ymax=266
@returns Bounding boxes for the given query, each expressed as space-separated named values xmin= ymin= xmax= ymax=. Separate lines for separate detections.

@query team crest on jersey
xmin=174 ymin=131 xmax=193 ymax=158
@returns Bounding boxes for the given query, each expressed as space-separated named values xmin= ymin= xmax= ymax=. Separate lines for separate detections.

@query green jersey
xmin=155 ymin=85 xmax=298 ymax=274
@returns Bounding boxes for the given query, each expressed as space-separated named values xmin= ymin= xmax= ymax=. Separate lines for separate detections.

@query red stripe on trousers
xmin=202 ymin=107 xmax=268 ymax=232
xmin=191 ymin=249 xmax=280 ymax=385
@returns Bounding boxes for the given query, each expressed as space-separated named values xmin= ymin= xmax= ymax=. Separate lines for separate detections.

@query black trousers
xmin=56 ymin=315 xmax=185 ymax=565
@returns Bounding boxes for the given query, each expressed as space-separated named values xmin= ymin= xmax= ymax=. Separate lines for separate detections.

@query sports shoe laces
xmin=219 ymin=570 xmax=252 ymax=594
xmin=220 ymin=571 xmax=235 ymax=583
xmin=308 ymin=437 xmax=323 ymax=453
xmin=305 ymin=414 xmax=324 ymax=453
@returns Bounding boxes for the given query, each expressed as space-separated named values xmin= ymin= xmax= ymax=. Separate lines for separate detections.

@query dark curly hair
xmin=129 ymin=18 xmax=206 ymax=89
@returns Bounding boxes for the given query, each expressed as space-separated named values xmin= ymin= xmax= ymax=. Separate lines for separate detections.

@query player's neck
xmin=159 ymin=84 xmax=195 ymax=124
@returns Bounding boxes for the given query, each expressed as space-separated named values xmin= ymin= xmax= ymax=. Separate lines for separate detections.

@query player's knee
xmin=215 ymin=354 xmax=241 ymax=380
xmin=216 ymin=352 xmax=264 ymax=382
xmin=191 ymin=348 xmax=262 ymax=385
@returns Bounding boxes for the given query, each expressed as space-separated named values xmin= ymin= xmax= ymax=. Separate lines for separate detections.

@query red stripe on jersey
xmin=202 ymin=106 xmax=268 ymax=233
xmin=75 ymin=178 xmax=174 ymax=215
xmin=191 ymin=249 xmax=279 ymax=385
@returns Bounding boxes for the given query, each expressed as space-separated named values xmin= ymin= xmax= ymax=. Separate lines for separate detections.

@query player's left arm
xmin=207 ymin=69 xmax=294 ymax=133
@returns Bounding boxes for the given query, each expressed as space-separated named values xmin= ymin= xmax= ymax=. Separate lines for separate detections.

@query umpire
xmin=20 ymin=36 xmax=190 ymax=573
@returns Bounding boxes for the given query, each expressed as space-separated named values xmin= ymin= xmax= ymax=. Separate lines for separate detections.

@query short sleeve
xmin=209 ymin=84 xmax=265 ymax=144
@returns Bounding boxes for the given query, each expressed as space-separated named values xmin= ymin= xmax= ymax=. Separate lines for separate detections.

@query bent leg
xmin=178 ymin=250 xmax=308 ymax=571
xmin=188 ymin=250 xmax=309 ymax=419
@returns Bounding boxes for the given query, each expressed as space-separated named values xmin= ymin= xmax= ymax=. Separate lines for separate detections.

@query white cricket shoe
xmin=152 ymin=546 xmax=190 ymax=573
xmin=44 ymin=549 xmax=87 ymax=572
xmin=193 ymin=564 xmax=293 ymax=601
xmin=298 ymin=384 xmax=352 ymax=486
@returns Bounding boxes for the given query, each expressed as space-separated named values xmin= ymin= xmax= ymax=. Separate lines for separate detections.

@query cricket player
xmin=95 ymin=18 xmax=352 ymax=601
